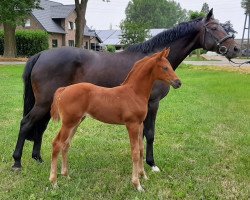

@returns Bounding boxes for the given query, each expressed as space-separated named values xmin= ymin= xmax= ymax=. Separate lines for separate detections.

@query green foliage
xmin=106 ymin=45 xmax=116 ymax=53
xmin=0 ymin=30 xmax=48 ymax=56
xmin=0 ymin=0 xmax=41 ymax=26
xmin=189 ymin=11 xmax=206 ymax=20
xmin=120 ymin=0 xmax=188 ymax=45
xmin=120 ymin=20 xmax=150 ymax=46
xmin=0 ymin=66 xmax=250 ymax=199
xmin=241 ymin=0 xmax=250 ymax=13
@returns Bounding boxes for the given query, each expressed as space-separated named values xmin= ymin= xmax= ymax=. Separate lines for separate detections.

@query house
xmin=0 ymin=0 xmax=101 ymax=49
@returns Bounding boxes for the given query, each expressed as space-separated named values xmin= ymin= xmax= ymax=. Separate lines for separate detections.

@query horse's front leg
xmin=143 ymin=100 xmax=160 ymax=172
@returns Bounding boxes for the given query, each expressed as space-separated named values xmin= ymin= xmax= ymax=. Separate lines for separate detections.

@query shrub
xmin=106 ymin=45 xmax=116 ymax=53
xmin=0 ymin=30 xmax=49 ymax=57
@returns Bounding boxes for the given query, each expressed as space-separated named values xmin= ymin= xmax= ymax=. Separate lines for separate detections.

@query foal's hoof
xmin=32 ymin=155 xmax=44 ymax=163
xmin=151 ymin=165 xmax=160 ymax=172
xmin=137 ymin=185 xmax=145 ymax=192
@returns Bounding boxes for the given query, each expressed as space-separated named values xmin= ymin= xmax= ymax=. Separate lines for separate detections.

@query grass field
xmin=0 ymin=65 xmax=249 ymax=199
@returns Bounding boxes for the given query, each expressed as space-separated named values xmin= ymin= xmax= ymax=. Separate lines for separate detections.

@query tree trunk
xmin=3 ymin=23 xmax=17 ymax=58
xmin=75 ymin=0 xmax=88 ymax=48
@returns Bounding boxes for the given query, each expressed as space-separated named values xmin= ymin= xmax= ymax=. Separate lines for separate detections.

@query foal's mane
xmin=122 ymin=54 xmax=157 ymax=85
xmin=125 ymin=18 xmax=203 ymax=53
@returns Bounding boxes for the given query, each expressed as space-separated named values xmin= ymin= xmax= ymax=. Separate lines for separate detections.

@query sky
xmin=53 ymin=0 xmax=245 ymax=39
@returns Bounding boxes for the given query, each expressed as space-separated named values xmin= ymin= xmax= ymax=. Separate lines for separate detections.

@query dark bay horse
xmin=12 ymin=9 xmax=240 ymax=171
xmin=49 ymin=48 xmax=180 ymax=191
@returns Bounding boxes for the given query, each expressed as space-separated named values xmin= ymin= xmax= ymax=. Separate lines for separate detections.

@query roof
xmin=96 ymin=29 xmax=167 ymax=46
xmin=84 ymin=26 xmax=102 ymax=43
xmin=95 ymin=30 xmax=122 ymax=45
xmin=32 ymin=0 xmax=66 ymax=33
xmin=50 ymin=5 xmax=75 ymax=19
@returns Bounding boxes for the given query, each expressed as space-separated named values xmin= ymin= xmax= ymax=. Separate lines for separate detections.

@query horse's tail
xmin=23 ymin=53 xmax=41 ymax=117
xmin=50 ymin=87 xmax=65 ymax=122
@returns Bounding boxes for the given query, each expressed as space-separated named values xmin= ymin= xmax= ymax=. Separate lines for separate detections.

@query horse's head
xmin=199 ymin=9 xmax=240 ymax=59
xmin=152 ymin=48 xmax=181 ymax=89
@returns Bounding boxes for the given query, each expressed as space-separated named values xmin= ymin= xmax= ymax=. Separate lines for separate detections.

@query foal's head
xmin=151 ymin=48 xmax=181 ymax=89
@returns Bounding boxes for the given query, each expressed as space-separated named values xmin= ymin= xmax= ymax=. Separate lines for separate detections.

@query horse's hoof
xmin=11 ymin=165 xmax=22 ymax=172
xmin=32 ymin=155 xmax=44 ymax=163
xmin=152 ymin=165 xmax=160 ymax=172
xmin=11 ymin=162 xmax=22 ymax=172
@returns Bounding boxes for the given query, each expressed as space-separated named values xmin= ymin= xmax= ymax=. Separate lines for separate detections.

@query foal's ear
xmin=164 ymin=47 xmax=170 ymax=58
xmin=159 ymin=47 xmax=170 ymax=58
xmin=205 ymin=8 xmax=214 ymax=22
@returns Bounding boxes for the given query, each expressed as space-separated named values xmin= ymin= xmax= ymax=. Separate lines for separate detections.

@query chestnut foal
xmin=49 ymin=48 xmax=181 ymax=191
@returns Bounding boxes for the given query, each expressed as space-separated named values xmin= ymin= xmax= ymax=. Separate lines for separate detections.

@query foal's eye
xmin=162 ymin=67 xmax=168 ymax=72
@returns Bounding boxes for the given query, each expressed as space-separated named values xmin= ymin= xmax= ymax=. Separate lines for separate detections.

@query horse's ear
xmin=205 ymin=8 xmax=214 ymax=21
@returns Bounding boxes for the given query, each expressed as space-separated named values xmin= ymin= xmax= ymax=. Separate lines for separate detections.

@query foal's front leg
xmin=139 ymin=123 xmax=147 ymax=180
xmin=126 ymin=122 xmax=144 ymax=192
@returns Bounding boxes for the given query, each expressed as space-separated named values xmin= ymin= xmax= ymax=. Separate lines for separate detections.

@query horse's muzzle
xmin=171 ymin=79 xmax=182 ymax=89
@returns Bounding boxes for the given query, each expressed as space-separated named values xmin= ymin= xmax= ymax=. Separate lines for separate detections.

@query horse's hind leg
xmin=32 ymin=111 xmax=51 ymax=162
xmin=12 ymin=104 xmax=50 ymax=170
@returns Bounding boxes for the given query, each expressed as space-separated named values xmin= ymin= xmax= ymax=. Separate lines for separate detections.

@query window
xmin=68 ymin=21 xmax=74 ymax=30
xmin=68 ymin=40 xmax=74 ymax=47
xmin=52 ymin=39 xmax=58 ymax=48
xmin=25 ymin=19 xmax=31 ymax=27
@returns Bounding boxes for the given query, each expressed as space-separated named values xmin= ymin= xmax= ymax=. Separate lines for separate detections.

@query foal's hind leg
xmin=61 ymin=120 xmax=82 ymax=178
xmin=50 ymin=120 xmax=81 ymax=186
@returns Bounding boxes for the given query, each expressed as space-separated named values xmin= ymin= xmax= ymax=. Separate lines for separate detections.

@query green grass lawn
xmin=0 ymin=65 xmax=249 ymax=199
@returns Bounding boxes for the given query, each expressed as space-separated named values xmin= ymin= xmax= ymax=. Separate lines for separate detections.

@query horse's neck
xmin=168 ymin=35 xmax=202 ymax=70
xmin=122 ymin=65 xmax=155 ymax=100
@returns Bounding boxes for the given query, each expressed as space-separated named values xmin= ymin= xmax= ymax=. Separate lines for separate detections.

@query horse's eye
xmin=162 ymin=67 xmax=168 ymax=72
xmin=211 ymin=27 xmax=217 ymax=31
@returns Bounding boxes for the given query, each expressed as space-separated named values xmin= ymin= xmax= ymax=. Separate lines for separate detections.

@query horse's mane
xmin=125 ymin=18 xmax=203 ymax=53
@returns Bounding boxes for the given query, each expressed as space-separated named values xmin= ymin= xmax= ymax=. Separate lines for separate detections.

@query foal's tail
xmin=50 ymin=87 xmax=66 ymax=122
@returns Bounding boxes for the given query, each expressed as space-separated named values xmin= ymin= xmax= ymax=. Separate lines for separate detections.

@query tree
xmin=188 ymin=10 xmax=206 ymax=57
xmin=120 ymin=0 xmax=188 ymax=45
xmin=0 ymin=0 xmax=40 ymax=57
xmin=201 ymin=2 xmax=210 ymax=14
xmin=221 ymin=21 xmax=237 ymax=35
xmin=120 ymin=20 xmax=150 ymax=46
xmin=74 ymin=0 xmax=109 ymax=48
xmin=241 ymin=0 xmax=250 ymax=13
xmin=75 ymin=0 xmax=88 ymax=48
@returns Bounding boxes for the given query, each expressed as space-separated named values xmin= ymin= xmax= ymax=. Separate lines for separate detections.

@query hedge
xmin=0 ymin=30 xmax=49 ymax=57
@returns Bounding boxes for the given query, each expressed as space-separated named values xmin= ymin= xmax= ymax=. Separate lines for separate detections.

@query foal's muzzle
xmin=171 ymin=79 xmax=182 ymax=89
